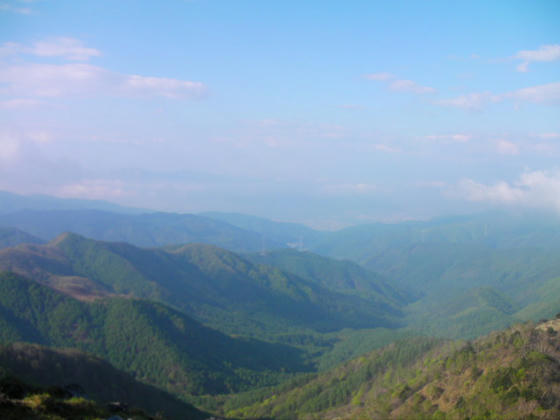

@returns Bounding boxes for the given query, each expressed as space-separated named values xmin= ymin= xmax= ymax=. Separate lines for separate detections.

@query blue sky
xmin=1 ymin=0 xmax=559 ymax=228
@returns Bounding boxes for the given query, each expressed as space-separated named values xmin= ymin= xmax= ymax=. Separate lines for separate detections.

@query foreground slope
xmin=223 ymin=321 xmax=560 ymax=419
xmin=0 ymin=234 xmax=404 ymax=336
xmin=0 ymin=272 xmax=308 ymax=396
xmin=0 ymin=342 xmax=207 ymax=420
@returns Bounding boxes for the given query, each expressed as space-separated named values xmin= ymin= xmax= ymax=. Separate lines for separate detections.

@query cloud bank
xmin=460 ymin=170 xmax=560 ymax=212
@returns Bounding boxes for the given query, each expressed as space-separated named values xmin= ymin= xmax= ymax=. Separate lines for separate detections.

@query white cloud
xmin=459 ymin=170 xmax=560 ymax=212
xmin=0 ymin=62 xmax=206 ymax=99
xmin=389 ymin=79 xmax=436 ymax=94
xmin=496 ymin=139 xmax=519 ymax=155
xmin=365 ymin=72 xmax=435 ymax=94
xmin=514 ymin=44 xmax=560 ymax=72
xmin=425 ymin=134 xmax=471 ymax=143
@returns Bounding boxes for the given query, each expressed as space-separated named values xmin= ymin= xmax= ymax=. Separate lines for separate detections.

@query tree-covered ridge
xmin=245 ymin=248 xmax=413 ymax=306
xmin=200 ymin=211 xmax=323 ymax=248
xmin=0 ymin=227 xmax=43 ymax=249
xmin=0 ymin=272 xmax=310 ymax=396
xmin=0 ymin=234 xmax=405 ymax=337
xmin=0 ymin=342 xmax=207 ymax=420
xmin=220 ymin=321 xmax=560 ymax=419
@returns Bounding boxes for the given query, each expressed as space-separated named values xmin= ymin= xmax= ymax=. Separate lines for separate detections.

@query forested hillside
xmin=0 ymin=272 xmax=309 ymax=396
xmin=0 ymin=234 xmax=406 ymax=337
xmin=0 ymin=342 xmax=207 ymax=419
xmin=221 ymin=321 xmax=560 ymax=419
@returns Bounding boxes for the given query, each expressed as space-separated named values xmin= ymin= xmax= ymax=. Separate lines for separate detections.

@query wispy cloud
xmin=364 ymin=72 xmax=436 ymax=94
xmin=0 ymin=62 xmax=206 ymax=99
xmin=496 ymin=139 xmax=519 ymax=155
xmin=124 ymin=75 xmax=205 ymax=99
xmin=1 ymin=38 xmax=101 ymax=61
xmin=425 ymin=134 xmax=471 ymax=143
xmin=58 ymin=179 xmax=127 ymax=199
xmin=437 ymin=82 xmax=560 ymax=111
xmin=506 ymin=82 xmax=560 ymax=105
xmin=373 ymin=143 xmax=401 ymax=153
xmin=459 ymin=170 xmax=560 ymax=212
xmin=321 ymin=182 xmax=377 ymax=196
xmin=388 ymin=79 xmax=436 ymax=94
xmin=0 ymin=38 xmax=206 ymax=101
xmin=0 ymin=98 xmax=42 ymax=109
xmin=536 ymin=132 xmax=560 ymax=139
xmin=339 ymin=104 xmax=364 ymax=110
xmin=0 ymin=2 xmax=32 ymax=14
xmin=364 ymin=72 xmax=395 ymax=81
xmin=436 ymin=92 xmax=499 ymax=111
xmin=30 ymin=38 xmax=101 ymax=61
xmin=514 ymin=44 xmax=560 ymax=72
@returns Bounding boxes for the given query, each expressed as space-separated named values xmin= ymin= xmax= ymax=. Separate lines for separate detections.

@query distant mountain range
xmin=0 ymin=190 xmax=144 ymax=214
xmin=0 ymin=227 xmax=43 ymax=249
xmin=1 ymin=191 xmax=560 ymax=419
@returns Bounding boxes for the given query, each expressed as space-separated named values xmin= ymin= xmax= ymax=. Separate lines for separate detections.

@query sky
xmin=1 ymin=0 xmax=559 ymax=228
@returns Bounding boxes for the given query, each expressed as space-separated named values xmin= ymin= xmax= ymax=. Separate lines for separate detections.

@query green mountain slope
xmin=0 ymin=234 xmax=405 ymax=336
xmin=0 ymin=272 xmax=309 ymax=396
xmin=223 ymin=321 xmax=560 ymax=419
xmin=0 ymin=342 xmax=207 ymax=420
xmin=405 ymin=287 xmax=519 ymax=339
xmin=0 ymin=209 xmax=281 ymax=252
